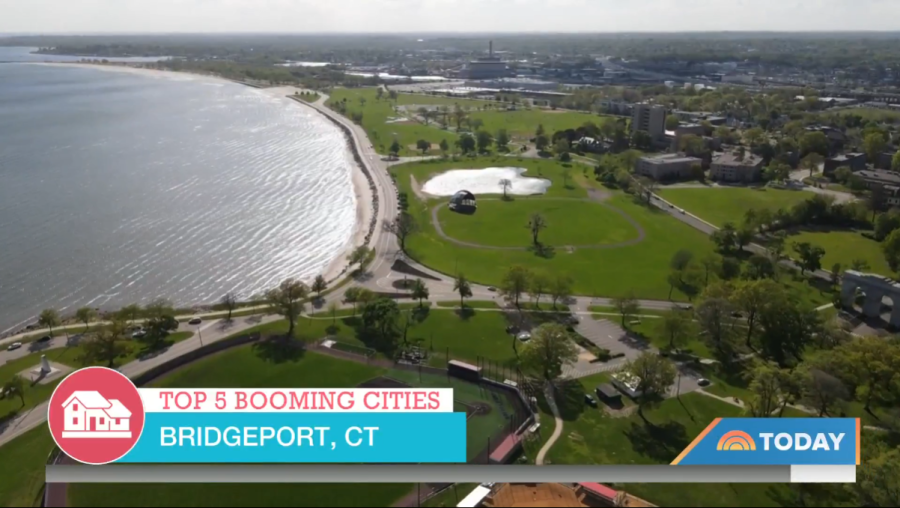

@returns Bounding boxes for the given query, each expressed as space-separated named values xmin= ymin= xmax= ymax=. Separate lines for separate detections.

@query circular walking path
xmin=430 ymin=194 xmax=647 ymax=251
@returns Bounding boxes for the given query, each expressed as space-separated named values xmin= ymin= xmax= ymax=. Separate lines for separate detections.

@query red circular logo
xmin=48 ymin=367 xmax=145 ymax=465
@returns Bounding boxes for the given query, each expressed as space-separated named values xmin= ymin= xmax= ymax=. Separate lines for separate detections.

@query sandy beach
xmin=29 ymin=63 xmax=373 ymax=293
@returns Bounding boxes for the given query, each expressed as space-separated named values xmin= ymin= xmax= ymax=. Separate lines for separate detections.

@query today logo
xmin=718 ymin=431 xmax=846 ymax=452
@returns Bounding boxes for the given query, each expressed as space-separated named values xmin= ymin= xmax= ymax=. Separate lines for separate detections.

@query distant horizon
xmin=4 ymin=30 xmax=900 ymax=37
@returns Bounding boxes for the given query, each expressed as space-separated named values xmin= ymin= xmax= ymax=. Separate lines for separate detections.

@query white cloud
xmin=1 ymin=0 xmax=899 ymax=33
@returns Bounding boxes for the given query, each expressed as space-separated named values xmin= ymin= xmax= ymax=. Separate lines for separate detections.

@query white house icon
xmin=62 ymin=391 xmax=132 ymax=439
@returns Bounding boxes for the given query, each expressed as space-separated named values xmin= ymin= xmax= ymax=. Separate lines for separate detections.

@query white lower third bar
xmin=790 ymin=465 xmax=855 ymax=483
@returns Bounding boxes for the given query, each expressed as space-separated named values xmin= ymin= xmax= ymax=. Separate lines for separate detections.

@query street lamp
xmin=197 ymin=324 xmax=203 ymax=347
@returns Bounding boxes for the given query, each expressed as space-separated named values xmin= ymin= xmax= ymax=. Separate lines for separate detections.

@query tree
xmin=411 ymin=279 xmax=429 ymax=307
xmin=715 ymin=125 xmax=735 ymax=144
xmin=554 ymin=138 xmax=569 ymax=158
xmin=452 ymin=105 xmax=467 ymax=130
xmin=388 ymin=90 xmax=398 ymax=101
xmin=439 ymin=139 xmax=449 ymax=157
xmin=630 ymin=130 xmax=652 ymax=150
xmin=347 ymin=246 xmax=371 ymax=271
xmin=500 ymin=265 xmax=532 ymax=308
xmin=2 ymin=376 xmax=25 ymax=407
xmin=417 ymin=107 xmax=430 ymax=125
xmin=529 ymin=272 xmax=550 ymax=308
xmin=81 ymin=319 xmax=129 ymax=368
xmin=520 ymin=323 xmax=578 ymax=383
xmin=475 ymin=130 xmax=493 ymax=153
xmin=499 ymin=178 xmax=513 ymax=199
xmin=893 ymin=150 xmax=900 ymax=172
xmin=416 ymin=139 xmax=431 ymax=154
xmin=120 ymin=304 xmax=142 ymax=325
xmin=850 ymin=258 xmax=870 ymax=272
xmin=376 ymin=88 xmax=384 ymax=101
xmin=834 ymin=166 xmax=853 ymax=184
xmin=495 ymin=129 xmax=510 ymax=151
xmin=312 ymin=275 xmax=328 ymax=298
xmin=389 ymin=139 xmax=401 ymax=157
xmin=711 ymin=222 xmax=738 ymax=253
xmin=455 ymin=133 xmax=476 ymax=154
xmin=830 ymin=263 xmax=842 ymax=289
xmin=549 ymin=274 xmax=573 ymax=309
xmin=75 ymin=307 xmax=96 ymax=332
xmin=385 ymin=212 xmax=418 ymax=250
xmin=665 ymin=114 xmax=680 ymax=130
xmin=833 ymin=337 xmax=900 ymax=411
xmin=799 ymin=131 xmax=829 ymax=157
xmin=875 ymin=210 xmax=900 ymax=241
xmin=743 ymin=127 xmax=766 ymax=148
xmin=265 ymin=278 xmax=309 ymax=337
xmin=763 ymin=162 xmax=791 ymax=182
xmin=344 ymin=287 xmax=362 ymax=315
xmin=804 ymin=369 xmax=849 ymax=417
xmin=469 ymin=118 xmax=484 ymax=131
xmin=767 ymin=231 xmax=787 ymax=263
xmin=852 ymin=444 xmax=900 ymax=507
xmin=453 ymin=273 xmax=472 ymax=309
xmin=535 ymin=123 xmax=545 ymax=137
xmin=38 ymin=308 xmax=61 ymax=338
xmin=661 ymin=309 xmax=693 ymax=350
xmin=758 ymin=294 xmax=819 ymax=366
xmin=612 ymin=292 xmax=640 ymax=327
xmin=535 ymin=134 xmax=549 ymax=152
xmin=696 ymin=295 xmax=734 ymax=353
xmin=793 ymin=241 xmax=826 ymax=275
xmin=700 ymin=253 xmax=720 ymax=286
xmin=670 ymin=249 xmax=694 ymax=275
xmin=732 ymin=279 xmax=779 ymax=348
xmin=745 ymin=361 xmax=783 ymax=417
xmin=679 ymin=134 xmax=705 ymax=157
xmin=527 ymin=213 xmax=547 ymax=245
xmin=800 ymin=153 xmax=824 ymax=178
xmin=361 ymin=298 xmax=400 ymax=352
xmin=625 ymin=352 xmax=677 ymax=418
xmin=327 ymin=301 xmax=340 ymax=326
xmin=720 ymin=257 xmax=742 ymax=281
xmin=864 ymin=132 xmax=887 ymax=163
xmin=745 ymin=254 xmax=775 ymax=280
xmin=219 ymin=293 xmax=238 ymax=321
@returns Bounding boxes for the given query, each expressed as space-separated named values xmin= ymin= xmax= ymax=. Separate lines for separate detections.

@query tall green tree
xmin=884 ymin=229 xmax=900 ymax=272
xmin=800 ymin=153 xmax=825 ymax=178
xmin=385 ymin=212 xmax=418 ymax=250
xmin=389 ymin=139 xmax=401 ymax=157
xmin=527 ymin=213 xmax=547 ymax=245
xmin=453 ymin=273 xmax=472 ymax=309
xmin=892 ymin=150 xmax=900 ymax=172
xmin=757 ymin=294 xmax=819 ymax=366
xmin=75 ymin=307 xmax=96 ymax=332
xmin=220 ymin=292 xmax=238 ymax=321
xmin=495 ymin=129 xmax=510 ymax=151
xmin=347 ymin=246 xmax=371 ymax=271
xmin=2 ymin=376 xmax=26 ymax=407
xmin=439 ymin=139 xmax=449 ymax=157
xmin=625 ymin=352 xmax=677 ymax=420
xmin=665 ymin=114 xmax=680 ymax=130
xmin=661 ymin=309 xmax=693 ymax=350
xmin=696 ymin=295 xmax=735 ymax=354
xmin=864 ymin=132 xmax=887 ymax=163
xmin=265 ymin=279 xmax=309 ymax=337
xmin=81 ymin=319 xmax=129 ymax=368
xmin=612 ymin=292 xmax=641 ymax=327
xmin=745 ymin=361 xmax=783 ymax=417
xmin=549 ymin=274 xmax=573 ymax=309
xmin=456 ymin=133 xmax=476 ymax=154
xmin=38 ymin=308 xmax=61 ymax=338
xmin=500 ymin=265 xmax=532 ymax=308
xmin=803 ymin=369 xmax=849 ymax=417
xmin=312 ymin=275 xmax=328 ymax=299
xmin=732 ymin=279 xmax=779 ymax=348
xmin=520 ymin=323 xmax=578 ymax=383
xmin=416 ymin=139 xmax=431 ymax=154
xmin=361 ymin=298 xmax=400 ymax=352
xmin=529 ymin=272 xmax=551 ymax=309
xmin=799 ymin=131 xmax=829 ymax=157
xmin=833 ymin=337 xmax=900 ymax=411
xmin=410 ymin=279 xmax=429 ymax=307
xmin=120 ymin=304 xmax=142 ymax=325
xmin=793 ymin=242 xmax=826 ymax=275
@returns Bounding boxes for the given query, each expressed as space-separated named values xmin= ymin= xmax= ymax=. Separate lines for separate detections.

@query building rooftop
xmin=830 ymin=153 xmax=865 ymax=162
xmin=713 ymin=151 xmax=763 ymax=167
xmin=486 ymin=483 xmax=585 ymax=508
xmin=858 ymin=170 xmax=900 ymax=185
xmin=640 ymin=153 xmax=702 ymax=165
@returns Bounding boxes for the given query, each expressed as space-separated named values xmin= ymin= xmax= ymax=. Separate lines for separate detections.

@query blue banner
xmin=119 ymin=413 xmax=467 ymax=463
xmin=672 ymin=418 xmax=859 ymax=466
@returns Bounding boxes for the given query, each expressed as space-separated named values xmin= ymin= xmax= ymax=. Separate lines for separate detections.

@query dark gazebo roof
xmin=450 ymin=190 xmax=476 ymax=203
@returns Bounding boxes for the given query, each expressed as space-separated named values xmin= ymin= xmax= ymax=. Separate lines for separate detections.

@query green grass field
xmin=0 ymin=426 xmax=56 ymax=507
xmin=437 ymin=199 xmax=640 ymax=248
xmin=467 ymin=109 xmax=614 ymax=139
xmin=786 ymin=230 xmax=890 ymax=276
xmin=658 ymin=187 xmax=811 ymax=227
xmin=397 ymin=157 xmax=718 ymax=301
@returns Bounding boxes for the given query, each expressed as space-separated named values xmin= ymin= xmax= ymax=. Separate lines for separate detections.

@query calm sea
xmin=0 ymin=48 xmax=357 ymax=333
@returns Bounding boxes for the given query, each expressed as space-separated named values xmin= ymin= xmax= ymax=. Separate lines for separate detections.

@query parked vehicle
xmin=584 ymin=394 xmax=598 ymax=407
xmin=37 ymin=335 xmax=51 ymax=343
xmin=188 ymin=317 xmax=202 ymax=325
xmin=7 ymin=342 xmax=22 ymax=351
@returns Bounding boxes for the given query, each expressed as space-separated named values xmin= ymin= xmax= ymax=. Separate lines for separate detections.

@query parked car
xmin=678 ymin=304 xmax=693 ymax=311
xmin=487 ymin=287 xmax=497 ymax=292
xmin=584 ymin=394 xmax=598 ymax=408
xmin=132 ymin=330 xmax=147 ymax=339
xmin=37 ymin=335 xmax=51 ymax=343
xmin=698 ymin=378 xmax=711 ymax=387
xmin=516 ymin=332 xmax=532 ymax=342
xmin=7 ymin=342 xmax=22 ymax=351
xmin=188 ymin=317 xmax=202 ymax=325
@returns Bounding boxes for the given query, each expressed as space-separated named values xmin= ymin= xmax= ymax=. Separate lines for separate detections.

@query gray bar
xmin=47 ymin=465 xmax=791 ymax=484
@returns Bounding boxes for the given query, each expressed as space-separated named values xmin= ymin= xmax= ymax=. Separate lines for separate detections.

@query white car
xmin=7 ymin=342 xmax=22 ymax=351
xmin=132 ymin=330 xmax=147 ymax=339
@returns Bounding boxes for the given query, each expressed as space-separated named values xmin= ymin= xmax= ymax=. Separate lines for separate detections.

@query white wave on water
xmin=0 ymin=62 xmax=357 ymax=334
xmin=421 ymin=167 xmax=552 ymax=196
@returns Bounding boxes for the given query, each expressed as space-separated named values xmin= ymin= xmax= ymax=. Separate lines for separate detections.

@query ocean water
xmin=0 ymin=48 xmax=357 ymax=333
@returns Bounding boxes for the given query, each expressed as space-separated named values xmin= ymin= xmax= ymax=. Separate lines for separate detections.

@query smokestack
xmin=489 ymin=40 xmax=493 ymax=57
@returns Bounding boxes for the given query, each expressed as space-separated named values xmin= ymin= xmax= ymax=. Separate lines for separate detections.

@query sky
xmin=1 ymin=0 xmax=899 ymax=33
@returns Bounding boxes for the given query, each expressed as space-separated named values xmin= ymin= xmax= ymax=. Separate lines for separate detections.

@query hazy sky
xmin=2 ymin=0 xmax=899 ymax=33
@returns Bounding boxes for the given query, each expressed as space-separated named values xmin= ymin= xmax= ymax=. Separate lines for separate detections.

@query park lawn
xmin=588 ymin=306 xmax=667 ymax=317
xmin=326 ymin=88 xmax=463 ymax=156
xmin=435 ymin=300 xmax=500 ymax=309
xmin=787 ymin=230 xmax=891 ymax=277
xmin=0 ymin=426 xmax=56 ymax=507
xmin=396 ymin=158 xmax=717 ymax=301
xmin=467 ymin=109 xmax=614 ymax=139
xmin=658 ymin=187 xmax=811 ymax=227
xmin=545 ymin=391 xmax=795 ymax=507
xmin=395 ymin=93 xmax=487 ymax=109
xmin=437 ymin=199 xmax=640 ymax=248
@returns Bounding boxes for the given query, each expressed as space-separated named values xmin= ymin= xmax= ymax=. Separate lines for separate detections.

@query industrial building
xmin=710 ymin=150 xmax=765 ymax=183
xmin=635 ymin=153 xmax=703 ymax=181
xmin=631 ymin=103 xmax=666 ymax=141
xmin=457 ymin=41 xmax=513 ymax=80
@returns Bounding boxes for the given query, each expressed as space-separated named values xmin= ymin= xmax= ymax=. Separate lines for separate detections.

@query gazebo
xmin=449 ymin=190 xmax=477 ymax=213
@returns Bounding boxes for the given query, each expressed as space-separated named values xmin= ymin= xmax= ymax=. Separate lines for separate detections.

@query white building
xmin=63 ymin=390 xmax=132 ymax=438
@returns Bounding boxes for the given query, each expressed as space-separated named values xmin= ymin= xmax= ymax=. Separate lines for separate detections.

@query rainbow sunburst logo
xmin=717 ymin=430 xmax=756 ymax=451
